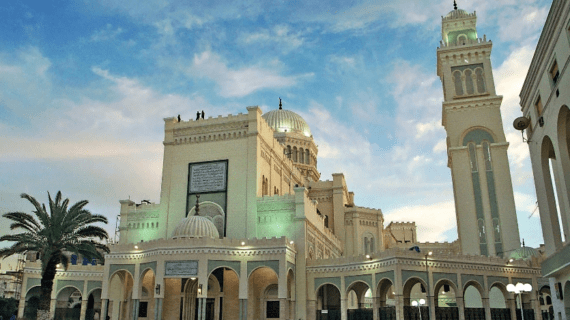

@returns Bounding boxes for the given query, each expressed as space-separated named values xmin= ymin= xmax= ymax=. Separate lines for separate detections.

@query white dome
xmin=171 ymin=215 xmax=220 ymax=239
xmin=262 ymin=108 xmax=311 ymax=137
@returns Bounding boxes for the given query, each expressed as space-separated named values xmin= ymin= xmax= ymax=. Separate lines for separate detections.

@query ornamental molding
xmin=106 ymin=247 xmax=288 ymax=260
xmin=23 ymin=268 xmax=103 ymax=278
xmin=174 ymin=121 xmax=249 ymax=137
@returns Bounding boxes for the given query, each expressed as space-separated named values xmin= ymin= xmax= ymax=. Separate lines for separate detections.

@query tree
xmin=0 ymin=192 xmax=109 ymax=320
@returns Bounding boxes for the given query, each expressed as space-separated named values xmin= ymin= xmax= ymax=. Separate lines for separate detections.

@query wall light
xmin=197 ymin=284 xmax=203 ymax=295
xmin=365 ymin=254 xmax=371 ymax=259
xmin=241 ymin=241 xmax=245 ymax=246
xmin=155 ymin=284 xmax=160 ymax=295
xmin=134 ymin=245 xmax=139 ymax=249
xmin=290 ymin=241 xmax=294 ymax=245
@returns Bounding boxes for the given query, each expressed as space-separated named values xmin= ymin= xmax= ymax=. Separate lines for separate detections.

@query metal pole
xmin=519 ymin=292 xmax=525 ymax=320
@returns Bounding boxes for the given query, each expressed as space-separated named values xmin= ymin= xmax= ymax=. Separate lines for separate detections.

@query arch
xmin=293 ymin=147 xmax=298 ymax=162
xmin=55 ymin=286 xmax=83 ymax=320
xmin=403 ymin=277 xmax=428 ymax=306
xmin=86 ymin=288 xmax=102 ymax=320
xmin=541 ymin=135 xmax=565 ymax=245
xmin=287 ymin=269 xmax=295 ymax=319
xmin=434 ymin=279 xmax=458 ymax=307
xmin=108 ymin=270 xmax=134 ymax=320
xmin=376 ymin=278 xmax=395 ymax=307
xmin=248 ymin=266 xmax=279 ymax=320
xmin=465 ymin=69 xmax=475 ymax=95
xmin=55 ymin=285 xmax=83 ymax=298
xmin=453 ymin=70 xmax=464 ymax=96
xmin=556 ymin=105 xmax=570 ymax=237
xmin=139 ymin=268 xmax=155 ymax=317
xmin=463 ymin=281 xmax=484 ymax=308
xmin=305 ymin=149 xmax=310 ymax=164
xmin=316 ymin=283 xmax=341 ymax=319
xmin=475 ymin=68 xmax=486 ymax=93
xmin=462 ymin=128 xmax=495 ymax=146
xmin=24 ymin=286 xmax=42 ymax=320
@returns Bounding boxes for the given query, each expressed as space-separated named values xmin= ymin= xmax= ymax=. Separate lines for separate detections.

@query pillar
xmin=341 ymin=299 xmax=347 ymax=320
xmin=154 ymin=298 xmax=163 ymax=320
xmin=482 ymin=297 xmax=491 ymax=320
xmin=307 ymin=300 xmax=316 ymax=320
xmin=239 ymin=299 xmax=247 ymax=320
xmin=429 ymin=295 xmax=436 ymax=320
xmin=456 ymin=296 xmax=465 ymax=320
xmin=373 ymin=297 xmax=379 ymax=320
xmin=49 ymin=298 xmax=57 ymax=320
xmin=507 ymin=297 xmax=517 ymax=320
xmin=201 ymin=297 xmax=207 ymax=320
xmin=101 ymin=299 xmax=109 ymax=320
xmin=17 ymin=294 xmax=25 ymax=319
xmin=394 ymin=295 xmax=404 ymax=320
xmin=197 ymin=298 xmax=203 ymax=320
xmin=280 ymin=298 xmax=287 ymax=320
xmin=132 ymin=299 xmax=139 ymax=320
xmin=80 ymin=299 xmax=88 ymax=320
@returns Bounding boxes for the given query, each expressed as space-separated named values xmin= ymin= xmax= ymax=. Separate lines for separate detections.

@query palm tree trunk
xmin=38 ymin=259 xmax=58 ymax=320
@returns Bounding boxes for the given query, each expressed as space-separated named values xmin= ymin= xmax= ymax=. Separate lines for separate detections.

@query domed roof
xmin=262 ymin=105 xmax=311 ymax=137
xmin=171 ymin=215 xmax=219 ymax=239
xmin=509 ymin=246 xmax=540 ymax=260
xmin=444 ymin=9 xmax=469 ymax=19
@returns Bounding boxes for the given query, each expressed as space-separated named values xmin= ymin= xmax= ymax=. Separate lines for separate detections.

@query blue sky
xmin=0 ymin=0 xmax=553 ymax=269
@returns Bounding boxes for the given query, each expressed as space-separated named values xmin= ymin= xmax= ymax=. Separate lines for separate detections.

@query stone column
xmin=280 ymin=298 xmax=287 ymax=320
xmin=507 ymin=297 xmax=517 ymax=320
xmin=49 ymin=298 xmax=57 ymax=320
xmin=80 ymin=299 xmax=88 ymax=320
xmin=373 ymin=297 xmax=379 ymax=320
xmin=101 ymin=299 xmax=109 ymax=320
xmin=17 ymin=294 xmax=26 ymax=319
xmin=306 ymin=300 xmax=316 ymax=320
xmin=201 ymin=298 xmax=206 ymax=320
xmin=197 ymin=298 xmax=203 ymax=320
xmin=132 ymin=299 xmax=139 ymax=320
xmin=394 ymin=295 xmax=404 ymax=320
xmin=154 ymin=298 xmax=163 ymax=320
xmin=456 ymin=296 xmax=465 ymax=320
xmin=429 ymin=295 xmax=436 ymax=320
xmin=341 ymin=299 xmax=347 ymax=320
xmin=482 ymin=297 xmax=491 ymax=320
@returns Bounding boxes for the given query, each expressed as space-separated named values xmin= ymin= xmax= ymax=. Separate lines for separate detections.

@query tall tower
xmin=437 ymin=6 xmax=521 ymax=257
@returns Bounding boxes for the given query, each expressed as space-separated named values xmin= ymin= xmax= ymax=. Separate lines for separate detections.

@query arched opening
xmin=489 ymin=283 xmax=511 ymax=319
xmin=139 ymin=269 xmax=155 ymax=319
xmin=539 ymin=285 xmax=553 ymax=320
xmin=182 ymin=270 xmax=228 ymax=320
xmin=316 ymin=284 xmax=341 ymax=320
xmin=434 ymin=280 xmax=458 ymax=319
xmin=542 ymin=136 xmax=566 ymax=245
xmin=248 ymin=267 xmax=279 ymax=320
xmin=108 ymin=270 xmax=134 ymax=320
xmin=403 ymin=278 xmax=428 ymax=320
xmin=293 ymin=147 xmax=298 ymax=162
xmin=557 ymin=105 xmax=570 ymax=240
xmin=23 ymin=286 xmax=41 ymax=320
xmin=465 ymin=69 xmax=474 ymax=95
xmin=299 ymin=148 xmax=305 ymax=164
xmin=463 ymin=281 xmax=484 ymax=319
xmin=55 ymin=286 xmax=82 ymax=320
xmin=86 ymin=288 xmax=102 ymax=320
xmin=475 ymin=68 xmax=486 ymax=93
xmin=377 ymin=279 xmax=396 ymax=320
xmin=453 ymin=71 xmax=464 ymax=96
xmin=346 ymin=281 xmax=372 ymax=320
xmin=287 ymin=269 xmax=295 ymax=320
xmin=305 ymin=149 xmax=310 ymax=165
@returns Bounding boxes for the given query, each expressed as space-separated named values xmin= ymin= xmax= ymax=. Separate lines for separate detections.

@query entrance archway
xmin=54 ymin=286 xmax=82 ymax=320
xmin=377 ymin=279 xmax=396 ymax=320
xmin=489 ymin=283 xmax=510 ymax=320
xmin=248 ymin=267 xmax=279 ymax=320
xmin=463 ymin=281 xmax=484 ymax=320
xmin=183 ymin=272 xmax=226 ymax=320
xmin=539 ymin=285 xmax=553 ymax=320
xmin=346 ymin=281 xmax=372 ymax=320
xmin=23 ymin=286 xmax=41 ymax=320
xmin=86 ymin=288 xmax=102 ymax=320
xmin=434 ymin=279 xmax=458 ymax=320
xmin=316 ymin=284 xmax=341 ymax=320
xmin=139 ymin=268 xmax=155 ymax=319
xmin=403 ymin=278 xmax=428 ymax=320
xmin=108 ymin=270 xmax=134 ymax=320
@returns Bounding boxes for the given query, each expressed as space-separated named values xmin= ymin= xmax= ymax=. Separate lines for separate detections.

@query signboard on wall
xmin=189 ymin=161 xmax=227 ymax=193
xmin=164 ymin=260 xmax=198 ymax=276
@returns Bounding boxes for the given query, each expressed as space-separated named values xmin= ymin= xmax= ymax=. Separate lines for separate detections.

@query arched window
xmin=262 ymin=175 xmax=267 ymax=195
xmin=468 ymin=143 xmax=478 ymax=172
xmin=482 ymin=141 xmax=492 ymax=171
xmin=324 ymin=215 xmax=329 ymax=228
xmin=465 ymin=69 xmax=475 ymax=95
xmin=453 ymin=71 xmax=464 ymax=96
xmin=299 ymin=148 xmax=304 ymax=163
xmin=305 ymin=149 xmax=310 ymax=164
xmin=364 ymin=238 xmax=369 ymax=254
xmin=457 ymin=34 xmax=467 ymax=45
xmin=293 ymin=147 xmax=298 ymax=162
xmin=475 ymin=68 xmax=486 ymax=93
xmin=287 ymin=145 xmax=292 ymax=159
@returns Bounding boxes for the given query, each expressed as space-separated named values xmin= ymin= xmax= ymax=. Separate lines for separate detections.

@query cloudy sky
xmin=0 ymin=0 xmax=553 ymax=268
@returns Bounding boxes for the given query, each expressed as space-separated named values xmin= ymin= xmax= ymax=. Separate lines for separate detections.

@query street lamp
xmin=507 ymin=282 xmax=532 ymax=320
xmin=411 ymin=299 xmax=426 ymax=320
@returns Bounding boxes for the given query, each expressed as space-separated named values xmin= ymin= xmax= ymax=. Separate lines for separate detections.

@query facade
xmin=518 ymin=0 xmax=570 ymax=319
xmin=16 ymin=5 xmax=549 ymax=320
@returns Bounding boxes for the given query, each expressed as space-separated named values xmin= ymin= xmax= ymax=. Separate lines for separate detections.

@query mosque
xmin=17 ymin=5 xmax=551 ymax=320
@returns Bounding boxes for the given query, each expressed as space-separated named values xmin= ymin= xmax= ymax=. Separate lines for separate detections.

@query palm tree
xmin=0 ymin=191 xmax=110 ymax=320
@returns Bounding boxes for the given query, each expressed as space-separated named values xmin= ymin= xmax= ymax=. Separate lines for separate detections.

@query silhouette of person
xmin=196 ymin=111 xmax=200 ymax=120
xmin=201 ymin=110 xmax=205 ymax=119
xmin=177 ymin=114 xmax=181 ymax=122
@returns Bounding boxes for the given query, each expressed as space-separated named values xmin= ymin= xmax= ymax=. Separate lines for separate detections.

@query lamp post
xmin=412 ymin=299 xmax=426 ymax=320
xmin=425 ymin=251 xmax=432 ymax=318
xmin=507 ymin=283 xmax=532 ymax=320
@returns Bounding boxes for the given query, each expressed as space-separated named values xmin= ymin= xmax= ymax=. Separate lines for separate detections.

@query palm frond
xmin=2 ymin=211 xmax=41 ymax=233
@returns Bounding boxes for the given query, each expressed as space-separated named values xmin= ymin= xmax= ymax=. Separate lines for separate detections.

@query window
xmin=468 ymin=143 xmax=478 ymax=172
xmin=475 ymin=68 xmax=486 ymax=93
xmin=138 ymin=301 xmax=148 ymax=318
xmin=266 ymin=301 xmax=280 ymax=318
xmin=482 ymin=142 xmax=492 ymax=171
xmin=305 ymin=149 xmax=310 ymax=164
xmin=550 ymin=59 xmax=559 ymax=85
xmin=457 ymin=35 xmax=467 ymax=45
xmin=453 ymin=71 xmax=464 ymax=96
xmin=465 ymin=69 xmax=474 ymax=95
xmin=535 ymin=96 xmax=543 ymax=116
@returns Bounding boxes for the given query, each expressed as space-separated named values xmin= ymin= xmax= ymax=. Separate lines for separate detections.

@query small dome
xmin=171 ymin=215 xmax=219 ymax=239
xmin=445 ymin=9 xmax=469 ymax=19
xmin=262 ymin=108 xmax=311 ymax=137
xmin=509 ymin=246 xmax=540 ymax=260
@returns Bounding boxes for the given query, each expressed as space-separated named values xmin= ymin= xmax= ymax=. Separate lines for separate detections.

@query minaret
xmin=437 ymin=5 xmax=521 ymax=257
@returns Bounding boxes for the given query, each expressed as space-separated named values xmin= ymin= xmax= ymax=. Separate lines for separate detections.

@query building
xmin=518 ymin=0 xmax=570 ymax=319
xmin=17 ymin=5 xmax=546 ymax=320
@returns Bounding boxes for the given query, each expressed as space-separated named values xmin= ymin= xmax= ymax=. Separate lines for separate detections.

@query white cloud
xmin=90 ymin=24 xmax=125 ymax=42
xmin=240 ymin=25 xmax=304 ymax=53
xmin=189 ymin=50 xmax=312 ymax=98
xmin=433 ymin=139 xmax=447 ymax=153
xmin=384 ymin=201 xmax=457 ymax=242
xmin=415 ymin=120 xmax=442 ymax=139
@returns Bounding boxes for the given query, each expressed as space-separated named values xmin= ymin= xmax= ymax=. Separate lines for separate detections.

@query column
xmin=132 ymin=299 xmax=140 ymax=320
xmin=373 ymin=297 xmax=379 ymax=320
xmin=201 ymin=298 xmax=207 ymax=320
xmin=482 ymin=297 xmax=491 ymax=320
xmin=394 ymin=295 xmax=404 ymax=320
xmin=456 ymin=296 xmax=465 ymax=320
xmin=239 ymin=299 xmax=248 ymax=320
xmin=429 ymin=295 xmax=436 ymax=320
xmin=306 ymin=300 xmax=316 ymax=320
xmin=197 ymin=298 xmax=203 ymax=320
xmin=280 ymin=298 xmax=287 ymax=320
xmin=80 ymin=299 xmax=88 ymax=320
xmin=17 ymin=294 xmax=26 ymax=319
xmin=49 ymin=298 xmax=57 ymax=320
xmin=101 ymin=299 xmax=109 ymax=320
xmin=507 ymin=297 xmax=517 ymax=320
xmin=154 ymin=298 xmax=163 ymax=320
xmin=341 ymin=299 xmax=347 ymax=320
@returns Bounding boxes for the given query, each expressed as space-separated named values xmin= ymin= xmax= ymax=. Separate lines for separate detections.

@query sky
xmin=0 ymin=0 xmax=554 ymax=270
